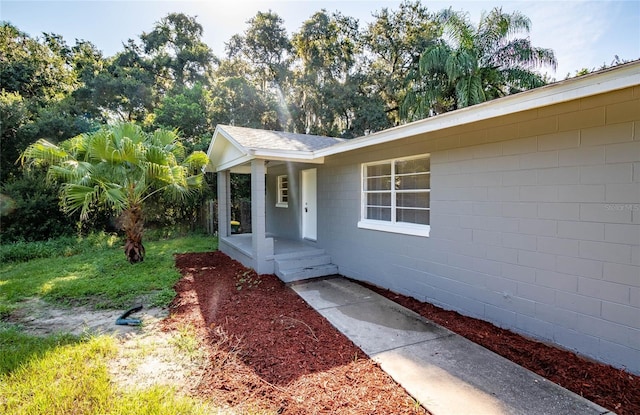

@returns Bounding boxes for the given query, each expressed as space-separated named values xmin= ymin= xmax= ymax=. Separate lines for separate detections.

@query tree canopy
xmin=1 ymin=5 xmax=559 ymax=179
xmin=1 ymin=4 xmax=568 ymax=241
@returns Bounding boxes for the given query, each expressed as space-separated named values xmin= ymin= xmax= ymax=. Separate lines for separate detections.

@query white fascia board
xmin=215 ymin=154 xmax=254 ymax=172
xmin=216 ymin=126 xmax=250 ymax=155
xmin=205 ymin=125 xmax=253 ymax=172
xmin=251 ymin=148 xmax=324 ymax=163
xmin=315 ymin=61 xmax=640 ymax=157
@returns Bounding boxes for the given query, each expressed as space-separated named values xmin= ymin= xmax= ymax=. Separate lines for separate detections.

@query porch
xmin=220 ymin=233 xmax=338 ymax=282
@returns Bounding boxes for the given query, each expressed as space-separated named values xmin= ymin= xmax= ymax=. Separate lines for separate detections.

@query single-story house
xmin=205 ymin=61 xmax=640 ymax=374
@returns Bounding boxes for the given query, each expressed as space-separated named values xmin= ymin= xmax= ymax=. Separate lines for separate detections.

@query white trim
xmin=276 ymin=175 xmax=289 ymax=208
xmin=206 ymin=62 xmax=640 ymax=172
xmin=360 ymin=154 xmax=431 ymax=236
xmin=315 ymin=61 xmax=640 ymax=158
xmin=216 ymin=154 xmax=254 ymax=172
xmin=358 ymin=220 xmax=430 ymax=237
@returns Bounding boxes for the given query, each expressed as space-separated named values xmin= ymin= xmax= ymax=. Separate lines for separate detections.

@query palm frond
xmin=60 ymin=134 xmax=89 ymax=158
xmin=145 ymin=145 xmax=170 ymax=166
xmin=501 ymin=68 xmax=547 ymax=91
xmin=491 ymin=38 xmax=557 ymax=71
xmin=455 ymin=74 xmax=484 ymax=107
xmin=86 ymin=129 xmax=115 ymax=163
xmin=61 ymin=183 xmax=100 ymax=220
xmin=186 ymin=174 xmax=204 ymax=188
xmin=440 ymin=9 xmax=474 ymax=49
xmin=145 ymin=162 xmax=173 ymax=182
xmin=100 ymin=182 xmax=128 ymax=212
xmin=169 ymin=141 xmax=186 ymax=162
xmin=48 ymin=161 xmax=90 ymax=184
xmin=20 ymin=139 xmax=70 ymax=168
xmin=151 ymin=128 xmax=179 ymax=147
xmin=116 ymin=136 xmax=141 ymax=164
xmin=112 ymin=122 xmax=145 ymax=145
xmin=419 ymin=42 xmax=451 ymax=74
xmin=182 ymin=151 xmax=209 ymax=172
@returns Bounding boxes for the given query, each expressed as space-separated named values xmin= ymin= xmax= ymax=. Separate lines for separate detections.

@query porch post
xmin=251 ymin=159 xmax=273 ymax=273
xmin=217 ymin=170 xmax=231 ymax=237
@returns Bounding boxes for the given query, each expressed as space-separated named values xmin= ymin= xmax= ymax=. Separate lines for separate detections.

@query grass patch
xmin=0 ymin=324 xmax=79 ymax=375
xmin=0 ymin=232 xmax=121 ymax=263
xmin=0 ymin=329 xmax=212 ymax=415
xmin=0 ymin=234 xmax=217 ymax=314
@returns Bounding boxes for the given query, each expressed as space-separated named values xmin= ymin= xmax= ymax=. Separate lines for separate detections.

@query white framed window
xmin=276 ymin=175 xmax=289 ymax=208
xmin=358 ymin=154 xmax=430 ymax=237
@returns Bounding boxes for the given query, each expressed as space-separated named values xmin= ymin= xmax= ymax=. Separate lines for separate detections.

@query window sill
xmin=275 ymin=203 xmax=288 ymax=208
xmin=357 ymin=220 xmax=430 ymax=237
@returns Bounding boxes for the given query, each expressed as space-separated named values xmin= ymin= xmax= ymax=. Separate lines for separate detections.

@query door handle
xmin=305 ymin=207 xmax=308 ymax=212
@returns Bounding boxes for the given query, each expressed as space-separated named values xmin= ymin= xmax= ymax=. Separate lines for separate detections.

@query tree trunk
xmin=121 ymin=204 xmax=145 ymax=263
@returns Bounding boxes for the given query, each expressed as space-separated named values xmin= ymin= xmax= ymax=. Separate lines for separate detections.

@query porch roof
xmin=204 ymin=125 xmax=345 ymax=173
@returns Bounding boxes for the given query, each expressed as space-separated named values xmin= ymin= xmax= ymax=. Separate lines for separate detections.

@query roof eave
xmin=314 ymin=61 xmax=640 ymax=158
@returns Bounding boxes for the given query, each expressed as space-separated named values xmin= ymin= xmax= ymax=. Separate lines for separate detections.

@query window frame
xmin=358 ymin=154 xmax=430 ymax=237
xmin=276 ymin=174 xmax=289 ymax=208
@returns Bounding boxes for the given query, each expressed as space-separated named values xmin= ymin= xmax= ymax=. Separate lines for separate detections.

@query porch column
xmin=217 ymin=170 xmax=231 ymax=237
xmin=251 ymin=159 xmax=274 ymax=273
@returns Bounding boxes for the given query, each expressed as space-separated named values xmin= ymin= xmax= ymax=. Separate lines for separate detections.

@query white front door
xmin=301 ymin=168 xmax=317 ymax=241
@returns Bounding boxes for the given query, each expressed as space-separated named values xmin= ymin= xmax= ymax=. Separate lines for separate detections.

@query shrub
xmin=0 ymin=232 xmax=121 ymax=263
xmin=0 ymin=172 xmax=76 ymax=243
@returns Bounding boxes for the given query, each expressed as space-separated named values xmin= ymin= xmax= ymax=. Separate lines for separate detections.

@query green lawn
xmin=0 ymin=233 xmax=216 ymax=316
xmin=0 ymin=331 xmax=214 ymax=415
xmin=0 ymin=234 xmax=221 ymax=415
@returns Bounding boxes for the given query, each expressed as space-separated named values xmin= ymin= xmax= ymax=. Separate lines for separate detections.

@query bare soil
xmin=170 ymin=251 xmax=639 ymax=415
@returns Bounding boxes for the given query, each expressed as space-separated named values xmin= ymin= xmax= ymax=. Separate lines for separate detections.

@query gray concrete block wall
xmin=318 ymin=87 xmax=640 ymax=374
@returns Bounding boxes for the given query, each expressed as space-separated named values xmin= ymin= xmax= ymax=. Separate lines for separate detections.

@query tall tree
xmin=0 ymin=23 xmax=88 ymax=181
xmin=153 ymin=83 xmax=212 ymax=142
xmin=0 ymin=23 xmax=76 ymax=102
xmin=291 ymin=10 xmax=361 ymax=135
xmin=140 ymin=13 xmax=215 ymax=89
xmin=226 ymin=11 xmax=292 ymax=103
xmin=20 ymin=123 xmax=209 ymax=263
xmin=362 ymin=1 xmax=440 ymax=124
xmin=402 ymin=7 xmax=557 ymax=120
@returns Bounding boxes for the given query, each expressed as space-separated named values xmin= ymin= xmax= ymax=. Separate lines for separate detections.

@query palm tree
xmin=402 ymin=7 xmax=557 ymax=120
xmin=21 ymin=122 xmax=209 ymax=263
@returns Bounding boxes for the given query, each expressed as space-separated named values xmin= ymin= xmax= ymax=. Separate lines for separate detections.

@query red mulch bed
xmin=167 ymin=251 xmax=638 ymax=415
xmin=166 ymin=251 xmax=427 ymax=414
xmin=366 ymin=284 xmax=640 ymax=415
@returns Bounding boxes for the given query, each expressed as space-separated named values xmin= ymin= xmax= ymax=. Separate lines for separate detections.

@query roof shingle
xmin=219 ymin=125 xmax=345 ymax=152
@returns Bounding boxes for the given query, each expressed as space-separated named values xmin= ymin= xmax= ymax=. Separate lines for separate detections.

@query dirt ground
xmin=9 ymin=250 xmax=638 ymax=414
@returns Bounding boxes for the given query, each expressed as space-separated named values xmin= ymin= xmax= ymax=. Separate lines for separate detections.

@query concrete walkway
xmin=291 ymin=277 xmax=615 ymax=415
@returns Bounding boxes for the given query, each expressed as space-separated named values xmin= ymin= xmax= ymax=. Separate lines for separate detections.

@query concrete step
xmin=273 ymin=248 xmax=326 ymax=261
xmin=275 ymin=254 xmax=333 ymax=271
xmin=276 ymin=263 xmax=339 ymax=283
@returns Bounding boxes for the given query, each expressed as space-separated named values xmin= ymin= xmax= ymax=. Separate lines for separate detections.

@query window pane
xmin=396 ymin=192 xmax=430 ymax=208
xmin=367 ymin=176 xmax=391 ymax=191
xmin=396 ymin=208 xmax=430 ymax=225
xmin=367 ymin=192 xmax=391 ymax=207
xmin=367 ymin=163 xmax=391 ymax=177
xmin=396 ymin=173 xmax=430 ymax=190
xmin=367 ymin=206 xmax=391 ymax=221
xmin=396 ymin=157 xmax=430 ymax=175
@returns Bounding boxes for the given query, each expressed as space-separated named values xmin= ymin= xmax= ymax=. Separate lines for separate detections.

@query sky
xmin=1 ymin=0 xmax=639 ymax=80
